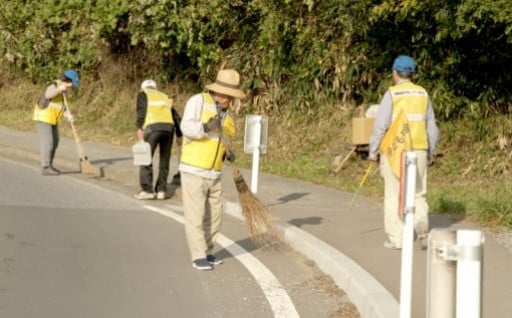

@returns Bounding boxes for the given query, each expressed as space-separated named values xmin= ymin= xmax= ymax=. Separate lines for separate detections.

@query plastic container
xmin=132 ymin=141 xmax=152 ymax=165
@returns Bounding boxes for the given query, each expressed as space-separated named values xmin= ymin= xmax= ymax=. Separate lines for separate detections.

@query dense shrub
xmin=1 ymin=0 xmax=512 ymax=118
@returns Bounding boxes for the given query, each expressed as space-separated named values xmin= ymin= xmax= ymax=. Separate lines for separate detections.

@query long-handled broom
xmin=62 ymin=93 xmax=98 ymax=176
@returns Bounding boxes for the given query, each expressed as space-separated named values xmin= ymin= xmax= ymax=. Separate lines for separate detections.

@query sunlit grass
xmin=1 ymin=74 xmax=511 ymax=231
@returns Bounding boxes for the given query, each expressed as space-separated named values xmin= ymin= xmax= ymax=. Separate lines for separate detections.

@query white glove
xmin=58 ymin=84 xmax=67 ymax=92
xmin=64 ymin=111 xmax=74 ymax=123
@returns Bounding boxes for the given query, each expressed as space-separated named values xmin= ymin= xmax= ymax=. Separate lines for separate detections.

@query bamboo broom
xmin=232 ymin=168 xmax=285 ymax=250
xmin=215 ymin=115 xmax=284 ymax=249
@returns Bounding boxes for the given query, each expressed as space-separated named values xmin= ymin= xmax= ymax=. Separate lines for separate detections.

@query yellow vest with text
xmin=142 ymin=88 xmax=174 ymax=128
xmin=389 ymin=81 xmax=429 ymax=149
xmin=32 ymin=80 xmax=65 ymax=125
xmin=180 ymin=93 xmax=235 ymax=171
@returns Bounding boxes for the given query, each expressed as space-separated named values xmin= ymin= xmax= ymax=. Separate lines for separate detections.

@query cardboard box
xmin=352 ymin=117 xmax=375 ymax=145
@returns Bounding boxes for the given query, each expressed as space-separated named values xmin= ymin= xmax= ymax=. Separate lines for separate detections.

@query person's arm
xmin=136 ymin=92 xmax=147 ymax=140
xmin=44 ymin=82 xmax=65 ymax=99
xmin=171 ymin=107 xmax=183 ymax=138
xmin=368 ymin=91 xmax=393 ymax=160
xmin=180 ymin=94 xmax=207 ymax=140
xmin=171 ymin=107 xmax=183 ymax=146
xmin=425 ymin=98 xmax=440 ymax=162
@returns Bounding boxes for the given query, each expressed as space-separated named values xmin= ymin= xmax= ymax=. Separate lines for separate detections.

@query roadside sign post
xmin=399 ymin=151 xmax=417 ymax=318
xmin=244 ymin=115 xmax=268 ymax=194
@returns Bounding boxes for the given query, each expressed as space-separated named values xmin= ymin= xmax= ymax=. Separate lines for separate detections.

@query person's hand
xmin=64 ymin=111 xmax=74 ymax=123
xmin=176 ymin=137 xmax=183 ymax=147
xmin=224 ymin=149 xmax=235 ymax=163
xmin=428 ymin=157 xmax=434 ymax=167
xmin=203 ymin=116 xmax=221 ymax=133
xmin=58 ymin=84 xmax=67 ymax=92
xmin=368 ymin=153 xmax=379 ymax=162
xmin=137 ymin=129 xmax=144 ymax=141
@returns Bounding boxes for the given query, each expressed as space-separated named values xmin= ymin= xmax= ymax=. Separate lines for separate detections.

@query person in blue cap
xmin=33 ymin=69 xmax=80 ymax=175
xmin=368 ymin=55 xmax=440 ymax=250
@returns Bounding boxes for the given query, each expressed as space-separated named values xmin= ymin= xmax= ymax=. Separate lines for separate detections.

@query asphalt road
xmin=0 ymin=156 xmax=358 ymax=317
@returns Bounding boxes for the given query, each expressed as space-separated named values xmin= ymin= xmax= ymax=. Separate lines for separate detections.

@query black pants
xmin=139 ymin=130 xmax=174 ymax=193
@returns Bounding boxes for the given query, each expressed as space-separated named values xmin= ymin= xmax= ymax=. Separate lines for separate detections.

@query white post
xmin=456 ymin=229 xmax=484 ymax=318
xmin=399 ymin=151 xmax=417 ymax=318
xmin=426 ymin=229 xmax=456 ymax=318
xmin=250 ymin=117 xmax=262 ymax=194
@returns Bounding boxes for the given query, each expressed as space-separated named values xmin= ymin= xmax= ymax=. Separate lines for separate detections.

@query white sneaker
xmin=383 ymin=239 xmax=402 ymax=250
xmin=156 ymin=191 xmax=166 ymax=200
xmin=134 ymin=191 xmax=155 ymax=200
xmin=416 ymin=223 xmax=429 ymax=250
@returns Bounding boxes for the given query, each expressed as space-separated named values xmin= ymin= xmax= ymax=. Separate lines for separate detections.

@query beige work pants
xmin=380 ymin=150 xmax=429 ymax=247
xmin=181 ymin=172 xmax=223 ymax=261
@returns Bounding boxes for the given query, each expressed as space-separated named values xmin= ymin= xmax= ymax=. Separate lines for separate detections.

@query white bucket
xmin=132 ymin=141 xmax=152 ymax=166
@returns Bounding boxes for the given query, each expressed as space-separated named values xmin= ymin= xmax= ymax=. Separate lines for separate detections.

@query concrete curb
xmin=224 ymin=202 xmax=399 ymax=318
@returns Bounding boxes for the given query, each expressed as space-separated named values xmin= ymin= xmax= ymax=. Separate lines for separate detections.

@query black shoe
xmin=50 ymin=165 xmax=61 ymax=174
xmin=172 ymin=172 xmax=181 ymax=185
xmin=42 ymin=166 xmax=60 ymax=176
xmin=192 ymin=258 xmax=213 ymax=270
xmin=206 ymin=254 xmax=223 ymax=265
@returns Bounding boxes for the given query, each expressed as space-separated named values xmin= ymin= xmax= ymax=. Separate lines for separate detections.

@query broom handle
xmin=213 ymin=112 xmax=234 ymax=164
xmin=62 ymin=93 xmax=86 ymax=159
xmin=213 ymin=117 xmax=240 ymax=182
xmin=348 ymin=162 xmax=375 ymax=210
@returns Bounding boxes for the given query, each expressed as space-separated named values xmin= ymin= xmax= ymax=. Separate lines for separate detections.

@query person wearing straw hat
xmin=368 ymin=55 xmax=439 ymax=250
xmin=179 ymin=69 xmax=245 ymax=270
xmin=134 ymin=79 xmax=182 ymax=200
xmin=33 ymin=69 xmax=80 ymax=176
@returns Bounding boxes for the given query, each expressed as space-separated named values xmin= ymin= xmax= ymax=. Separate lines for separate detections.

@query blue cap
xmin=63 ymin=69 xmax=80 ymax=88
xmin=392 ymin=55 xmax=416 ymax=74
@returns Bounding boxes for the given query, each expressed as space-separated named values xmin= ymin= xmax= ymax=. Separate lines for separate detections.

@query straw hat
xmin=206 ymin=69 xmax=246 ymax=98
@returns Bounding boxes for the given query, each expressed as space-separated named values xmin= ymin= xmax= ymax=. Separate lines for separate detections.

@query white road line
xmin=143 ymin=205 xmax=299 ymax=318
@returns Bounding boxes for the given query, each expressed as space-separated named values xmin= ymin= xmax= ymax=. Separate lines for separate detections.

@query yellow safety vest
xmin=142 ymin=88 xmax=174 ymax=128
xmin=180 ymin=93 xmax=235 ymax=171
xmin=32 ymin=80 xmax=65 ymax=125
xmin=389 ymin=81 xmax=429 ymax=150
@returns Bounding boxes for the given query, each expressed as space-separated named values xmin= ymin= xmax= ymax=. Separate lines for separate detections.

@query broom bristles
xmin=233 ymin=168 xmax=285 ymax=250
xmin=80 ymin=158 xmax=99 ymax=176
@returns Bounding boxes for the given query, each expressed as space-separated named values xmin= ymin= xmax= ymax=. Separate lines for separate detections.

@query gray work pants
xmin=35 ymin=121 xmax=59 ymax=168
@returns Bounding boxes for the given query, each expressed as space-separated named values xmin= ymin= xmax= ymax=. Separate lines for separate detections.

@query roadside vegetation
xmin=0 ymin=0 xmax=511 ymax=230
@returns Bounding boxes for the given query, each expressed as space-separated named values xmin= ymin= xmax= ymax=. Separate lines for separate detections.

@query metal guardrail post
xmin=426 ymin=229 xmax=484 ymax=318
xmin=456 ymin=229 xmax=484 ymax=318
xmin=426 ymin=229 xmax=457 ymax=318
